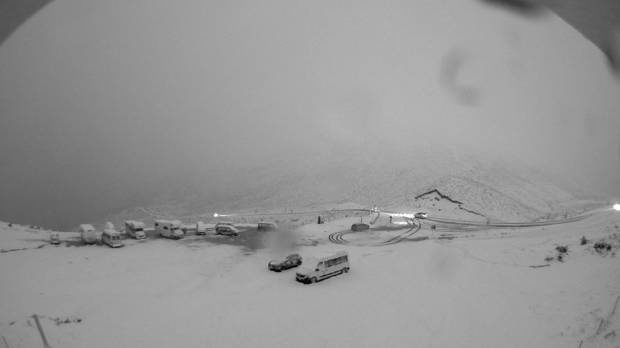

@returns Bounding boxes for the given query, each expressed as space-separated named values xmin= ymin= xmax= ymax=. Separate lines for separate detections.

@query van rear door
xmin=316 ymin=262 xmax=327 ymax=279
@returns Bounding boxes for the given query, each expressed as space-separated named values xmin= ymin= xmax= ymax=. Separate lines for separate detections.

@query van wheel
xmin=311 ymin=277 xmax=317 ymax=284
xmin=344 ymin=267 xmax=349 ymax=273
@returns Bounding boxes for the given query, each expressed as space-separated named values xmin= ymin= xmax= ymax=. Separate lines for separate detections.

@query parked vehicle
xmin=257 ymin=222 xmax=278 ymax=231
xmin=414 ymin=212 xmax=428 ymax=219
xmin=215 ymin=224 xmax=239 ymax=236
xmin=102 ymin=229 xmax=124 ymax=248
xmin=124 ymin=220 xmax=146 ymax=239
xmin=195 ymin=221 xmax=207 ymax=235
xmin=181 ymin=223 xmax=195 ymax=234
xmin=79 ymin=224 xmax=98 ymax=244
xmin=155 ymin=219 xmax=184 ymax=239
xmin=50 ymin=232 xmax=61 ymax=245
xmin=351 ymin=223 xmax=370 ymax=231
xmin=296 ymin=251 xmax=349 ymax=284
xmin=268 ymin=254 xmax=302 ymax=272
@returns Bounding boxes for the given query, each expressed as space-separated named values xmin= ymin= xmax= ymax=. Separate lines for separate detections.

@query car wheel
xmin=311 ymin=277 xmax=317 ymax=284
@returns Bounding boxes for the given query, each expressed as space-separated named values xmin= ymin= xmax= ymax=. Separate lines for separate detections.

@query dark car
xmin=351 ymin=223 xmax=370 ymax=231
xmin=257 ymin=222 xmax=278 ymax=231
xmin=268 ymin=254 xmax=302 ymax=272
xmin=215 ymin=224 xmax=240 ymax=236
xmin=414 ymin=212 xmax=428 ymax=219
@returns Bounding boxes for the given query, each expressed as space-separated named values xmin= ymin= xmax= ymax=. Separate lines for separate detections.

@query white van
xmin=124 ymin=220 xmax=146 ymax=239
xmin=296 ymin=251 xmax=349 ymax=284
xmin=102 ymin=229 xmax=124 ymax=248
xmin=155 ymin=219 xmax=184 ymax=239
xmin=79 ymin=224 xmax=98 ymax=244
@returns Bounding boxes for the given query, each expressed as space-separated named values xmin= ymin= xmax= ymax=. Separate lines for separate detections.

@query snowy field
xmin=1 ymin=209 xmax=619 ymax=348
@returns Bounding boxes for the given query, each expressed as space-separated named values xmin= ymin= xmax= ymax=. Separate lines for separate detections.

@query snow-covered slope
xmin=99 ymin=147 xmax=598 ymax=229
xmin=1 ymin=211 xmax=619 ymax=347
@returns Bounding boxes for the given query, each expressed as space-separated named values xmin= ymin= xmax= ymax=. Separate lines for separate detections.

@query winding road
xmin=327 ymin=207 xmax=608 ymax=246
xmin=328 ymin=218 xmax=420 ymax=246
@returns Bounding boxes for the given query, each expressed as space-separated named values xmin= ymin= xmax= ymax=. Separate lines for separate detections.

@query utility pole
xmin=32 ymin=314 xmax=52 ymax=348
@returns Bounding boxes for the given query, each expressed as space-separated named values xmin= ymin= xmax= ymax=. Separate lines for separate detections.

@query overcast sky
xmin=1 ymin=0 xmax=619 ymax=229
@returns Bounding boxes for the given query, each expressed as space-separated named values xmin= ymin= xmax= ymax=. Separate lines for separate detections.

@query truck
xmin=124 ymin=220 xmax=146 ymax=240
xmin=79 ymin=224 xmax=98 ymax=244
xmin=155 ymin=219 xmax=184 ymax=239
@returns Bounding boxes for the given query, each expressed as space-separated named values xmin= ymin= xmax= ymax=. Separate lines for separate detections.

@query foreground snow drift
xmin=0 ymin=213 xmax=619 ymax=347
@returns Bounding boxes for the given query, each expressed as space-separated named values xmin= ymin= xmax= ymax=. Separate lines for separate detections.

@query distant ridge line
xmin=414 ymin=189 xmax=464 ymax=205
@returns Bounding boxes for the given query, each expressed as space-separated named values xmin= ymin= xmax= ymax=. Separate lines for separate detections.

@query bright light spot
xmin=213 ymin=213 xmax=219 ymax=218
xmin=390 ymin=213 xmax=415 ymax=219
xmin=613 ymin=204 xmax=620 ymax=211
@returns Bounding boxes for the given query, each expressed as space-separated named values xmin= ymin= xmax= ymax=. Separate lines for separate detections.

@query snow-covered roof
xmin=125 ymin=220 xmax=145 ymax=228
xmin=78 ymin=224 xmax=95 ymax=232
xmin=102 ymin=229 xmax=120 ymax=236
xmin=154 ymin=219 xmax=182 ymax=227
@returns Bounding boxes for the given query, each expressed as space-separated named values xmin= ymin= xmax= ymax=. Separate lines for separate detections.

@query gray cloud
xmin=1 ymin=0 xmax=619 ymax=229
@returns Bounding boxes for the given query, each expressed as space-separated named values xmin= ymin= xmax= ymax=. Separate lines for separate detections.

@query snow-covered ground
xmin=1 ymin=208 xmax=619 ymax=348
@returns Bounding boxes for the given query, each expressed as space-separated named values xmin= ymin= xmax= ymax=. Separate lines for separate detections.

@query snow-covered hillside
xmin=99 ymin=148 xmax=599 ymax=230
